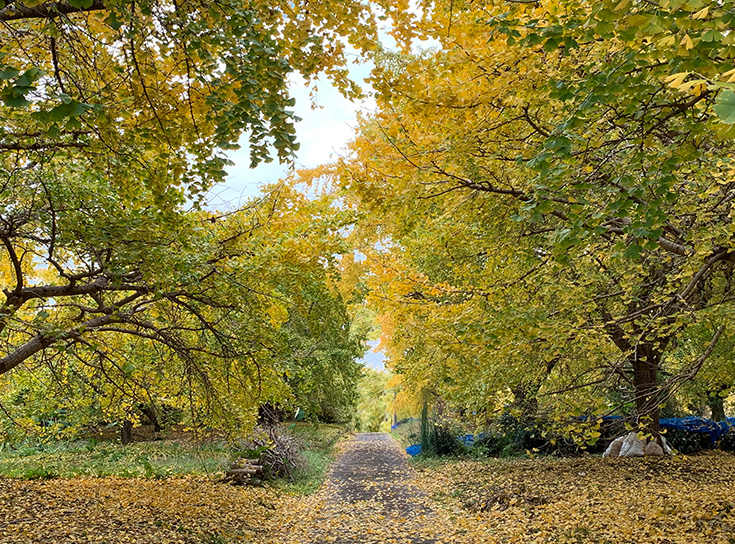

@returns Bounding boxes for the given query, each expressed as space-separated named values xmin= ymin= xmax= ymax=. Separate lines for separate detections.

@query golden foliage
xmin=415 ymin=453 xmax=735 ymax=544
xmin=0 ymin=476 xmax=280 ymax=543
xmin=1 ymin=438 xmax=734 ymax=543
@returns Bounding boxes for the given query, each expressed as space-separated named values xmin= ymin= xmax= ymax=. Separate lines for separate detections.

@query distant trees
xmin=354 ymin=368 xmax=391 ymax=433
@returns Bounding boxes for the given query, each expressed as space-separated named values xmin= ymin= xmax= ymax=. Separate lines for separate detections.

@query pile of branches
xmin=230 ymin=425 xmax=305 ymax=482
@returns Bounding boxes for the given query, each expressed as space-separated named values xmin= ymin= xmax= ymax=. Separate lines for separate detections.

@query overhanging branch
xmin=0 ymin=0 xmax=106 ymax=21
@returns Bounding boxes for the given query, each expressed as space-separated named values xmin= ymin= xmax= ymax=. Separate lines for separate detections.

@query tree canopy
xmin=0 ymin=0 xmax=384 ymax=436
xmin=5 ymin=0 xmax=735 ymax=441
xmin=331 ymin=0 xmax=735 ymax=434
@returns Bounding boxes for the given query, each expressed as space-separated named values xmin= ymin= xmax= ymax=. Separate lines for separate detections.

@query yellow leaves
xmin=657 ymin=34 xmax=678 ymax=48
xmin=657 ymin=67 xmax=682 ymax=84
xmin=414 ymin=454 xmax=735 ymax=544
xmin=691 ymin=6 xmax=709 ymax=19
xmin=0 ymin=476 xmax=281 ymax=544
xmin=681 ymin=34 xmax=695 ymax=49
xmin=721 ymin=67 xmax=735 ymax=84
xmin=664 ymin=71 xmax=708 ymax=95
xmin=266 ymin=303 xmax=289 ymax=328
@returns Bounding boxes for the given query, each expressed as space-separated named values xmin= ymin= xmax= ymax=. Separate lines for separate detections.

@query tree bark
xmin=0 ymin=313 xmax=119 ymax=375
xmin=708 ymin=388 xmax=727 ymax=422
xmin=631 ymin=343 xmax=662 ymax=438
xmin=120 ymin=419 xmax=133 ymax=445
xmin=139 ymin=405 xmax=162 ymax=433
xmin=0 ymin=1 xmax=106 ymax=21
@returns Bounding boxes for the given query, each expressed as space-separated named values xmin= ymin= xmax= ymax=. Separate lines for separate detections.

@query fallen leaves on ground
xmin=270 ymin=433 xmax=449 ymax=543
xmin=415 ymin=452 xmax=735 ymax=544
xmin=0 ymin=475 xmax=280 ymax=543
xmin=2 ymin=437 xmax=734 ymax=544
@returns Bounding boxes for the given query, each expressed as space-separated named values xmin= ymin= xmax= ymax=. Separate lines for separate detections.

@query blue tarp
xmin=659 ymin=416 xmax=734 ymax=445
xmin=391 ymin=418 xmax=418 ymax=431
xmin=600 ymin=416 xmax=735 ymax=445
xmin=457 ymin=434 xmax=475 ymax=446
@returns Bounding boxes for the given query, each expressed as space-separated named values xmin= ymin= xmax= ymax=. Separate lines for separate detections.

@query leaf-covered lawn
xmin=415 ymin=452 xmax=735 ymax=544
xmin=0 ymin=476 xmax=281 ymax=543
xmin=0 ymin=441 xmax=230 ymax=479
xmin=0 ymin=425 xmax=347 ymax=544
xmin=1 ymin=438 xmax=733 ymax=544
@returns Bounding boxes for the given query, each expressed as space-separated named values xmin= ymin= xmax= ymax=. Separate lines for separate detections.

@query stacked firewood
xmin=222 ymin=458 xmax=263 ymax=485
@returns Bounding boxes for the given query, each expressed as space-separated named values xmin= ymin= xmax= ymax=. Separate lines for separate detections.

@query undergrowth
xmin=274 ymin=422 xmax=349 ymax=493
xmin=0 ymin=422 xmax=350 ymax=490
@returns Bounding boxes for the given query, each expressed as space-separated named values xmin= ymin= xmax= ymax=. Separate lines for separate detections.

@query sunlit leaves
xmin=335 ymin=0 xmax=735 ymax=428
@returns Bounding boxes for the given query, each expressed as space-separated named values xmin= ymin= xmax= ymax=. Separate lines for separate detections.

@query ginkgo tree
xmin=0 ymin=0 xmax=388 ymax=435
xmin=0 ymin=179 xmax=366 ymax=438
xmin=335 ymin=0 xmax=735 ymax=437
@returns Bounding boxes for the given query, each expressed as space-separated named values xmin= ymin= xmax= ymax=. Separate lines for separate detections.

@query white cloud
xmin=213 ymin=58 xmax=374 ymax=209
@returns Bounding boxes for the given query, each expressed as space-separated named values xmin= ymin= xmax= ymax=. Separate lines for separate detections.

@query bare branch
xmin=0 ymin=313 xmax=120 ymax=375
xmin=0 ymin=1 xmax=106 ymax=21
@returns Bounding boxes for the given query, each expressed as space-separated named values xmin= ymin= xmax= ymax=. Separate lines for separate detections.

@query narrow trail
xmin=273 ymin=433 xmax=456 ymax=544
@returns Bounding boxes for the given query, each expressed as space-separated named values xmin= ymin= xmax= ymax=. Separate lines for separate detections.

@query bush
xmin=421 ymin=422 xmax=464 ymax=457
xmin=663 ymin=428 xmax=713 ymax=454
xmin=471 ymin=432 xmax=508 ymax=457
xmin=719 ymin=430 xmax=735 ymax=453
xmin=495 ymin=413 xmax=556 ymax=455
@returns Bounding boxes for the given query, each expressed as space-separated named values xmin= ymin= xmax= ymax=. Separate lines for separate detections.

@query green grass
xmin=276 ymin=422 xmax=350 ymax=494
xmin=0 ymin=423 xmax=350 ymax=492
xmin=390 ymin=418 xmax=421 ymax=447
xmin=0 ymin=439 xmax=234 ymax=479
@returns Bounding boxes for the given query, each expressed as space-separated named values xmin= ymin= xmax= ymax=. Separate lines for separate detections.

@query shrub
xmin=471 ymin=432 xmax=508 ymax=457
xmin=421 ymin=422 xmax=464 ymax=457
xmin=718 ymin=429 xmax=735 ymax=453
xmin=418 ymin=400 xmax=463 ymax=457
xmin=663 ymin=428 xmax=713 ymax=454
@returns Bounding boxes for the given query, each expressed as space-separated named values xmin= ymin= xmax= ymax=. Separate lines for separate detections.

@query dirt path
xmin=273 ymin=433 xmax=453 ymax=544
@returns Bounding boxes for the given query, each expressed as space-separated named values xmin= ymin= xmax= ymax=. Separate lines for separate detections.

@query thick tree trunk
xmin=708 ymin=389 xmax=727 ymax=422
xmin=631 ymin=344 xmax=662 ymax=438
xmin=139 ymin=405 xmax=162 ymax=433
xmin=511 ymin=385 xmax=539 ymax=422
xmin=120 ymin=419 xmax=134 ymax=445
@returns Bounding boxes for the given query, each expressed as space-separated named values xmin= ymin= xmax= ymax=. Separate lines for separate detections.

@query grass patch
xmin=276 ymin=422 xmax=350 ymax=494
xmin=0 ymin=439 xmax=235 ymax=479
xmin=0 ymin=422 xmax=349 ymax=491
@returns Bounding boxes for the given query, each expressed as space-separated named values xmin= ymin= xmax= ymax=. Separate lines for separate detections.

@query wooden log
xmin=226 ymin=467 xmax=262 ymax=475
xmin=232 ymin=458 xmax=261 ymax=465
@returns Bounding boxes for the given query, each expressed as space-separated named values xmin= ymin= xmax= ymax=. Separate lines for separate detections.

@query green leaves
xmin=67 ymin=0 xmax=96 ymax=8
xmin=623 ymin=243 xmax=643 ymax=260
xmin=104 ymin=11 xmax=123 ymax=31
xmin=714 ymin=90 xmax=735 ymax=124
xmin=0 ymin=66 xmax=44 ymax=108
xmin=0 ymin=67 xmax=20 ymax=80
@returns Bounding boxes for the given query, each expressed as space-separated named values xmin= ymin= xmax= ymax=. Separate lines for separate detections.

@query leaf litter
xmin=1 ymin=436 xmax=734 ymax=543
